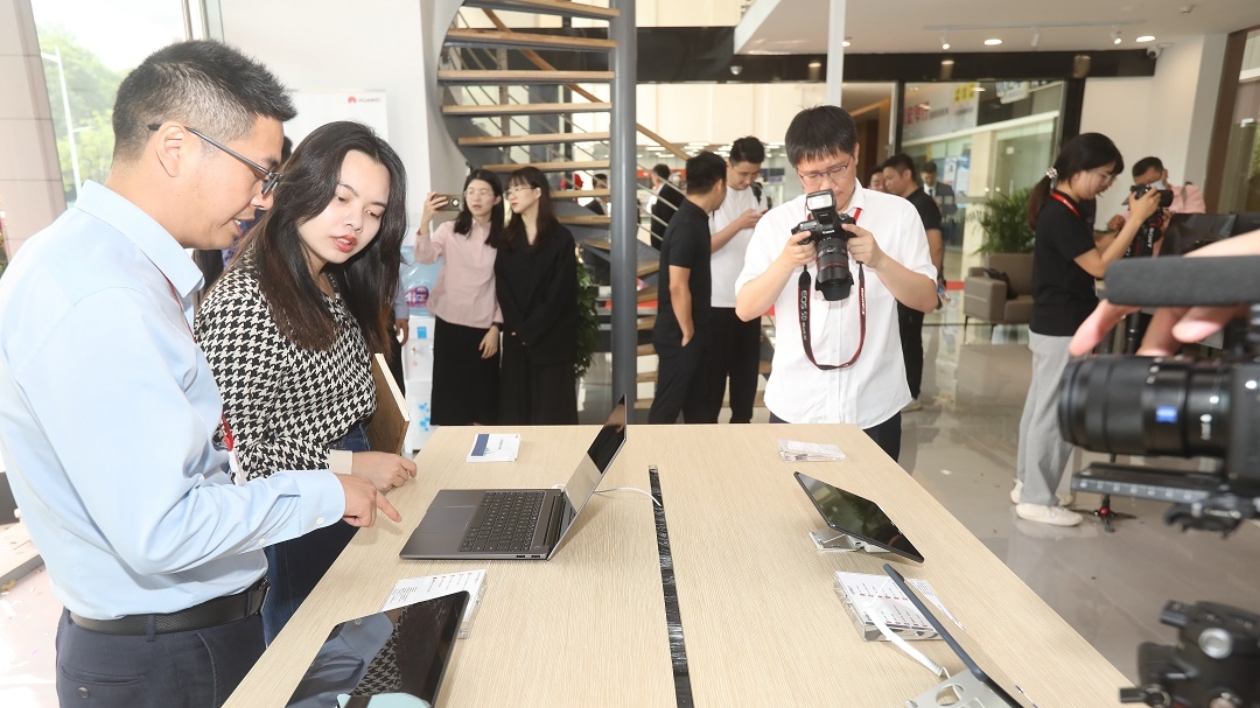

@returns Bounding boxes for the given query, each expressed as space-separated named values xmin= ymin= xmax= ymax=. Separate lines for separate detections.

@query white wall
xmin=1079 ymin=34 xmax=1227 ymax=217
xmin=636 ymin=82 xmax=827 ymax=145
xmin=220 ymin=0 xmax=440 ymax=228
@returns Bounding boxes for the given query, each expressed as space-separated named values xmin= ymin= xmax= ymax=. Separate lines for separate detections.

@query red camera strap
xmin=1050 ymin=191 xmax=1081 ymax=219
xmin=797 ymin=207 xmax=864 ymax=371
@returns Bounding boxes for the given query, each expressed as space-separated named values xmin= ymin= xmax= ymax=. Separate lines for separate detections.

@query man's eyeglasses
xmin=147 ymin=124 xmax=282 ymax=196
xmin=797 ymin=162 xmax=851 ymax=188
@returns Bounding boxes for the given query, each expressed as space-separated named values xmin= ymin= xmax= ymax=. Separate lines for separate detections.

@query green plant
xmin=574 ymin=262 xmax=599 ymax=378
xmin=974 ymin=187 xmax=1036 ymax=255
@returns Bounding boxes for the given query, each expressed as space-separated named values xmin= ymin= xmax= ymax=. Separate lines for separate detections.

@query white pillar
xmin=825 ymin=0 xmax=845 ymax=106
xmin=0 ymin=0 xmax=67 ymax=259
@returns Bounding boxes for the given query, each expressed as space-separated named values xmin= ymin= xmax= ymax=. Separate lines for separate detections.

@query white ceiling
xmin=737 ymin=0 xmax=1260 ymax=55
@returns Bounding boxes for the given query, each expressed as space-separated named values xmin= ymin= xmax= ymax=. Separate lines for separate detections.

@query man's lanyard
xmin=797 ymin=206 xmax=865 ymax=371
xmin=164 ymin=279 xmax=245 ymax=484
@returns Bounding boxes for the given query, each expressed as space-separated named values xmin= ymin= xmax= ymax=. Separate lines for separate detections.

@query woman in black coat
xmin=495 ymin=166 xmax=580 ymax=424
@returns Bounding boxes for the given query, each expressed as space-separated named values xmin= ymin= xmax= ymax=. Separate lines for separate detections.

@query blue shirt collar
xmin=74 ymin=181 xmax=205 ymax=298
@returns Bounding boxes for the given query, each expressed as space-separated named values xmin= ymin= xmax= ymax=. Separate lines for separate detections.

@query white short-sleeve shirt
xmin=709 ymin=185 xmax=765 ymax=308
xmin=735 ymin=184 xmax=936 ymax=427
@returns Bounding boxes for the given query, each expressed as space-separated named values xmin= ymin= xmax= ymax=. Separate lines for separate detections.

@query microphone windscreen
xmin=1103 ymin=255 xmax=1260 ymax=307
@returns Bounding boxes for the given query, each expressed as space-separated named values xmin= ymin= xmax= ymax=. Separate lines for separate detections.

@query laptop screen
xmin=794 ymin=472 xmax=923 ymax=562
xmin=561 ymin=395 xmax=627 ymax=513
xmin=883 ymin=565 xmax=1038 ymax=708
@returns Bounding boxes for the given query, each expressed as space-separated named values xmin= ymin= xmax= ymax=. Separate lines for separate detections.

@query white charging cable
xmin=594 ymin=487 xmax=661 ymax=507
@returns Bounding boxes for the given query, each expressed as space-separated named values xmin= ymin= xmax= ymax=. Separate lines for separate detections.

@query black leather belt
xmin=69 ymin=577 xmax=268 ymax=636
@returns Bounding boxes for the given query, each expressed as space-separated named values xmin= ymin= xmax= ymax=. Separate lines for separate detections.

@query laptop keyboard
xmin=460 ymin=490 xmax=546 ymax=553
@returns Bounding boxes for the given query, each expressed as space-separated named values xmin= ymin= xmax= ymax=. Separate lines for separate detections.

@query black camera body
xmin=791 ymin=189 xmax=857 ymax=301
xmin=1121 ymin=601 xmax=1260 ymax=707
xmin=1131 ymin=183 xmax=1176 ymax=209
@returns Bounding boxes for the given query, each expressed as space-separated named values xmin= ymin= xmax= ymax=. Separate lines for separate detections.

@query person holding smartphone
xmin=415 ymin=169 xmax=506 ymax=426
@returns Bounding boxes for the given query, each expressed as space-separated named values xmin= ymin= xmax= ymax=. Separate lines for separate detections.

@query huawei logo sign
xmin=347 ymin=96 xmax=358 ymax=104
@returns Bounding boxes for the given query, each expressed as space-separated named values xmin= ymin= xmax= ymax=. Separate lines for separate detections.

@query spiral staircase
xmin=436 ymin=0 xmax=694 ymax=408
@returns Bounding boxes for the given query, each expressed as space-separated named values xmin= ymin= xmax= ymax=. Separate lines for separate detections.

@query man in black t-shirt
xmin=883 ymin=154 xmax=943 ymax=410
xmin=649 ymin=152 xmax=728 ymax=424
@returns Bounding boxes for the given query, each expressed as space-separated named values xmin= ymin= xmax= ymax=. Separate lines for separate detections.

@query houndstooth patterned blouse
xmin=195 ymin=256 xmax=376 ymax=480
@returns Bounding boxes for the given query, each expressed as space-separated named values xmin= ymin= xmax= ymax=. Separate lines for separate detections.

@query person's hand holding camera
xmin=1070 ymin=230 xmax=1260 ymax=356
xmin=1125 ymin=186 xmax=1162 ymax=226
xmin=841 ymin=223 xmax=887 ymax=270
xmin=776 ymin=229 xmax=817 ymax=270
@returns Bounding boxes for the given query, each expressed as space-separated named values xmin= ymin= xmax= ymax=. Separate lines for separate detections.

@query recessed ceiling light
xmin=984 ymin=38 xmax=1002 ymax=46
xmin=842 ymin=40 xmax=851 ymax=47
xmin=1136 ymin=35 xmax=1155 ymax=43
xmin=940 ymin=59 xmax=955 ymax=66
xmin=808 ymin=60 xmax=822 ymax=69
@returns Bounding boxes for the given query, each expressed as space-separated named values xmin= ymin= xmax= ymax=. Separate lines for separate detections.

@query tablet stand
xmin=906 ymin=671 xmax=1015 ymax=707
xmin=810 ymin=527 xmax=893 ymax=554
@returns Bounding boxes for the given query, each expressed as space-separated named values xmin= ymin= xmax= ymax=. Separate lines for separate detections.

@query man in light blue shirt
xmin=0 ymin=41 xmax=398 ymax=708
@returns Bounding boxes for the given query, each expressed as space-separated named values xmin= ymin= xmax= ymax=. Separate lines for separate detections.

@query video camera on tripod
xmin=1055 ymin=253 xmax=1260 ymax=707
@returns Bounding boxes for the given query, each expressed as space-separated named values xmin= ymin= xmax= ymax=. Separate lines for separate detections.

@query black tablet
xmin=884 ymin=565 xmax=1037 ymax=708
xmin=287 ymin=590 xmax=470 ymax=708
xmin=794 ymin=472 xmax=924 ymax=563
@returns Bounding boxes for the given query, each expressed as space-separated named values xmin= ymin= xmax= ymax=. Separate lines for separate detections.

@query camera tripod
xmin=1069 ymin=218 xmax=1162 ymax=532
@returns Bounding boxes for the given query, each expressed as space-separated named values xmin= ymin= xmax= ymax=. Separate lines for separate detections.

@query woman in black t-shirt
xmin=1013 ymin=133 xmax=1160 ymax=526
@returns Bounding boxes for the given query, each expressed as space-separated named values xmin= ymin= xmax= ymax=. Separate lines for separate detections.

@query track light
xmin=1031 ymin=27 xmax=1040 ymax=49
xmin=940 ymin=31 xmax=950 ymax=51
xmin=1110 ymin=27 xmax=1122 ymax=44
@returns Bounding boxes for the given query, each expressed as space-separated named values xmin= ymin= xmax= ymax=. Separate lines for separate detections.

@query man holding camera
xmin=649 ymin=152 xmax=728 ymax=424
xmin=1106 ymin=156 xmax=1206 ymax=234
xmin=736 ymin=106 xmax=937 ymax=460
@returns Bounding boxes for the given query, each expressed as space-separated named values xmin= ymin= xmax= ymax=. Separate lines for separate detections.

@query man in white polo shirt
xmin=735 ymin=106 xmax=938 ymax=461
xmin=706 ymin=136 xmax=766 ymax=423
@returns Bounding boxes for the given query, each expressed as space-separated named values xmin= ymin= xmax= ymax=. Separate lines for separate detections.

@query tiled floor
xmin=3 ymin=290 xmax=1260 ymax=705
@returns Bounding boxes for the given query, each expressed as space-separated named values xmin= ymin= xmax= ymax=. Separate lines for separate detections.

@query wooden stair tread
xmin=558 ymin=215 xmax=611 ymax=226
xmin=482 ymin=160 xmax=609 ymax=173
xmin=438 ymin=70 xmax=614 ymax=85
xmin=553 ymin=189 xmax=610 ymax=199
xmin=442 ymin=102 xmax=611 ymax=116
xmin=462 ymin=0 xmax=619 ymax=20
xmin=636 ymin=285 xmax=657 ymax=304
xmin=446 ymin=28 xmax=615 ymax=52
xmin=458 ymin=131 xmax=610 ymax=147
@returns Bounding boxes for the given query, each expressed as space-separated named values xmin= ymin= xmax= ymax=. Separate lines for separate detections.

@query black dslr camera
xmin=1125 ymin=184 xmax=1175 ymax=259
xmin=791 ymin=190 xmax=857 ymax=301
xmin=1130 ymin=183 xmax=1176 ymax=209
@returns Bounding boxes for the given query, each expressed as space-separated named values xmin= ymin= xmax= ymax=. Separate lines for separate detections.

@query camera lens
xmin=1058 ymin=356 xmax=1231 ymax=457
xmin=815 ymin=239 xmax=852 ymax=301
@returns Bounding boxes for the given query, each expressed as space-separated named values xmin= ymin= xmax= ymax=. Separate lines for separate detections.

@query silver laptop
xmin=400 ymin=397 xmax=627 ymax=560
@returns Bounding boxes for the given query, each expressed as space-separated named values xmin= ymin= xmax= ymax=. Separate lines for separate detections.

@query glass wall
xmin=901 ymin=80 xmax=1064 ymax=269
xmin=29 ymin=0 xmax=191 ymax=205
xmin=1217 ymin=29 xmax=1260 ymax=213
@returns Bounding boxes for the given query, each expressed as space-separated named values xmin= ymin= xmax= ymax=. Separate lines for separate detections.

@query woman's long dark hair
xmin=504 ymin=166 xmax=560 ymax=251
xmin=453 ymin=168 xmax=505 ymax=249
xmin=240 ymin=120 xmax=407 ymax=359
xmin=1026 ymin=132 xmax=1123 ymax=230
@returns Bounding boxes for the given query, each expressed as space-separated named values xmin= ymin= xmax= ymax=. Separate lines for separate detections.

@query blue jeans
xmin=262 ymin=423 xmax=369 ymax=644
xmin=769 ymin=410 xmax=902 ymax=462
xmin=56 ymin=609 xmax=264 ymax=707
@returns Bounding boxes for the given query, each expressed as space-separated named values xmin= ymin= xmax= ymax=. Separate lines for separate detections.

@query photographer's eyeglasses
xmin=147 ymin=124 xmax=282 ymax=196
xmin=798 ymin=162 xmax=851 ymax=188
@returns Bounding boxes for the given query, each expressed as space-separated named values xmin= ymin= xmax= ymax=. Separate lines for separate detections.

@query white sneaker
xmin=1010 ymin=480 xmax=1076 ymax=506
xmin=902 ymin=399 xmax=924 ymax=412
xmin=1015 ymin=503 xmax=1083 ymax=527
